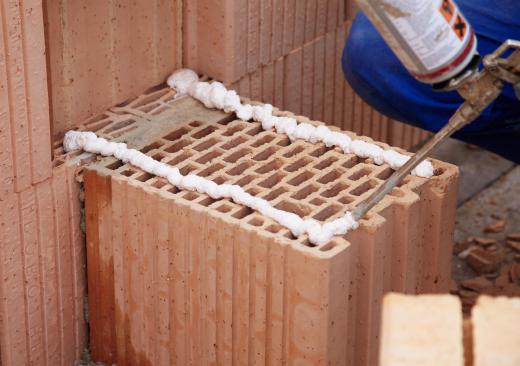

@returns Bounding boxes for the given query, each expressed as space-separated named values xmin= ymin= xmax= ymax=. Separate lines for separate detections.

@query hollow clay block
xmin=472 ymin=296 xmax=520 ymax=366
xmin=379 ymin=293 xmax=464 ymax=366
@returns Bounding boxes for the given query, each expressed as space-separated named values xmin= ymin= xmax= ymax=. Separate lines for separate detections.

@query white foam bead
xmin=412 ymin=160 xmax=434 ymax=178
xmin=236 ymin=104 xmax=253 ymax=121
xmin=167 ymin=68 xmax=199 ymax=94
xmin=275 ymin=117 xmax=297 ymax=136
xmin=291 ymin=123 xmax=316 ymax=141
xmin=223 ymin=90 xmax=241 ymax=113
xmin=166 ymin=168 xmax=182 ymax=186
xmin=209 ymin=82 xmax=227 ymax=109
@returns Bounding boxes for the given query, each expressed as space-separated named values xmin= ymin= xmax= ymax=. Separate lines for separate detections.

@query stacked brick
xmin=43 ymin=0 xmax=183 ymax=139
xmin=0 ymin=1 xmax=88 ymax=364
xmin=380 ymin=293 xmax=520 ymax=366
xmin=81 ymin=85 xmax=459 ymax=365
xmin=184 ymin=0 xmax=430 ymax=150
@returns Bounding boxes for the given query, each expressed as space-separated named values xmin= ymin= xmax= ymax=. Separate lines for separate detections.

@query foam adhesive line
xmin=63 ymin=69 xmax=434 ymax=245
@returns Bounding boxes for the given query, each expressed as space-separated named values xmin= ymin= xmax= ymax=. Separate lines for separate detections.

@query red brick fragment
xmin=473 ymin=237 xmax=497 ymax=247
xmin=466 ymin=248 xmax=501 ymax=274
xmin=453 ymin=240 xmax=470 ymax=255
xmin=506 ymin=233 xmax=520 ymax=242
xmin=460 ymin=277 xmax=493 ymax=292
xmin=506 ymin=240 xmax=520 ymax=252
xmin=484 ymin=220 xmax=506 ymax=233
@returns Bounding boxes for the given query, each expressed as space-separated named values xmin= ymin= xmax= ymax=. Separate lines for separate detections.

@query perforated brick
xmin=78 ymin=85 xmax=458 ymax=366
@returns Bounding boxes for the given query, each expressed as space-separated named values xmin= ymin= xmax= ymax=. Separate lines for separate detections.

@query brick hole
xmin=168 ymin=186 xmax=179 ymax=194
xmin=251 ymin=134 xmax=276 ymax=147
xmin=348 ymin=168 xmax=372 ymax=181
xmin=339 ymin=195 xmax=355 ymax=205
xmin=389 ymin=188 xmax=405 ymax=197
xmin=314 ymin=156 xmax=338 ymax=170
xmin=85 ymin=113 xmax=110 ymax=127
xmin=110 ymin=125 xmax=138 ymax=138
xmin=192 ymin=125 xmax=217 ymax=139
xmin=255 ymin=159 xmax=284 ymax=174
xmin=310 ymin=197 xmax=325 ymax=206
xmin=152 ymin=152 xmax=165 ymax=161
xmin=321 ymin=182 xmax=349 ymax=198
xmin=262 ymin=187 xmax=287 ymax=201
xmin=258 ymin=172 xmax=286 ymax=188
xmin=245 ymin=125 xmax=263 ymax=136
xmin=122 ymin=169 xmax=136 ymax=177
xmin=136 ymin=172 xmax=155 ymax=182
xmin=227 ymin=161 xmax=253 ymax=176
xmin=86 ymin=120 xmax=111 ymax=132
xmin=139 ymin=103 xmax=159 ymax=113
xmin=216 ymin=204 xmax=232 ymax=213
xmin=196 ymin=150 xmax=222 ymax=164
xmin=233 ymin=206 xmax=254 ymax=219
xmin=377 ymin=167 xmax=394 ymax=180
xmin=299 ymin=238 xmax=317 ymax=248
xmin=222 ymin=123 xmax=245 ymax=136
xmin=253 ymin=146 xmax=279 ymax=161
xmin=135 ymin=88 xmax=169 ymax=105
xmin=235 ymin=175 xmax=257 ymax=186
xmin=292 ymin=185 xmax=318 ymax=199
xmin=192 ymin=137 xmax=220 ymax=152
xmin=198 ymin=196 xmax=217 ymax=207
xmin=182 ymin=191 xmax=199 ymax=201
xmin=309 ymin=145 xmax=333 ymax=157
xmin=53 ymin=159 xmax=64 ymax=168
xmin=189 ymin=121 xmax=202 ymax=127
xmin=246 ymin=187 xmax=261 ymax=196
xmin=221 ymin=135 xmax=247 ymax=150
xmin=313 ymin=205 xmax=343 ymax=221
xmin=317 ymin=170 xmax=342 ymax=184
xmin=277 ymin=136 xmax=291 ymax=146
xmin=179 ymin=165 xmax=198 ymax=175
xmin=283 ymin=231 xmax=297 ymax=240
xmin=106 ymin=160 xmax=124 ymax=170
xmin=275 ymin=200 xmax=312 ymax=217
xmin=397 ymin=176 xmax=412 ymax=187
xmin=224 ymin=148 xmax=252 ymax=163
xmin=164 ymin=127 xmax=190 ymax=142
xmin=212 ymin=176 xmax=227 ymax=184
xmin=152 ymin=178 xmax=167 ymax=189
xmin=319 ymin=241 xmax=338 ymax=252
xmin=342 ymin=156 xmax=361 ymax=168
xmin=166 ymin=151 xmax=192 ymax=166
xmin=248 ymin=217 xmax=264 ymax=227
xmin=434 ymin=167 xmax=445 ymax=176
xmin=350 ymin=180 xmax=378 ymax=196
xmin=287 ymin=170 xmax=314 ymax=186
xmin=283 ymin=145 xmax=305 ymax=158
xmin=165 ymin=139 xmax=191 ymax=153
xmin=103 ymin=119 xmax=135 ymax=134
xmin=217 ymin=114 xmax=236 ymax=125
xmin=284 ymin=157 xmax=312 ymax=172
xmin=140 ymin=141 xmax=163 ymax=154
xmin=198 ymin=163 xmax=225 ymax=177
xmin=266 ymin=225 xmax=283 ymax=233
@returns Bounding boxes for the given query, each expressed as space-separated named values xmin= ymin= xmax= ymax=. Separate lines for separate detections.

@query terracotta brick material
xmin=44 ymin=0 xmax=183 ymax=138
xmin=379 ymin=293 xmax=465 ymax=366
xmin=0 ymin=160 xmax=87 ymax=366
xmin=0 ymin=0 xmax=53 ymax=199
xmin=472 ymin=296 xmax=520 ymax=366
xmin=78 ymin=86 xmax=458 ymax=365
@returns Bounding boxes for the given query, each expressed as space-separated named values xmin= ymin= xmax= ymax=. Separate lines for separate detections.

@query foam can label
xmin=357 ymin=0 xmax=477 ymax=83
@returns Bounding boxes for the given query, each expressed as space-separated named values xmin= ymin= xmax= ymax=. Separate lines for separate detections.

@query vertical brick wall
xmin=43 ymin=0 xmax=183 ymax=139
xmin=77 ymin=86 xmax=458 ymax=365
xmin=184 ymin=0 xmax=430 ymax=150
xmin=0 ymin=160 xmax=87 ymax=366
xmin=0 ymin=0 xmax=52 ymax=199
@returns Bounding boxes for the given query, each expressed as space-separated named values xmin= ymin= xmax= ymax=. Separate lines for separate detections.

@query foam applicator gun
xmin=351 ymin=0 xmax=520 ymax=221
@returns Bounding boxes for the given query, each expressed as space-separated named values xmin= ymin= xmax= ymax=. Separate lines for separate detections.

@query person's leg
xmin=342 ymin=10 xmax=520 ymax=163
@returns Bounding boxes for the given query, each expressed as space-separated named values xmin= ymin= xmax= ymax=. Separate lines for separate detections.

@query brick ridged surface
xmin=0 ymin=160 xmax=87 ymax=366
xmin=43 ymin=0 xmax=183 ymax=139
xmin=380 ymin=294 xmax=520 ymax=366
xmin=77 ymin=86 xmax=459 ymax=365
xmin=0 ymin=0 xmax=53 ymax=199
